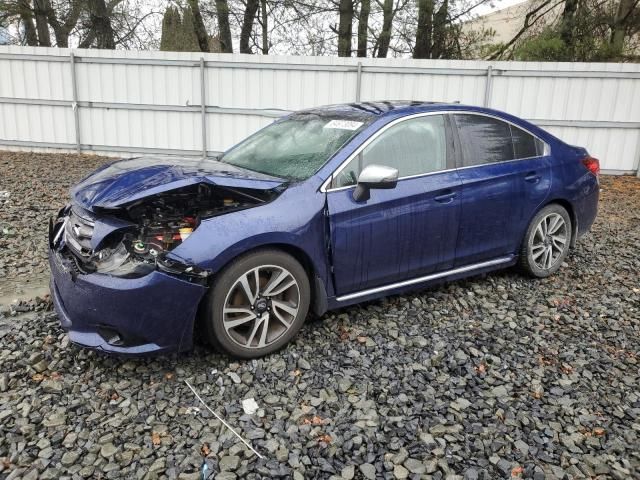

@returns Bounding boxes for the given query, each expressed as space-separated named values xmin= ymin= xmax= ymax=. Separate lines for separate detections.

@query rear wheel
xmin=204 ymin=250 xmax=310 ymax=358
xmin=519 ymin=204 xmax=572 ymax=278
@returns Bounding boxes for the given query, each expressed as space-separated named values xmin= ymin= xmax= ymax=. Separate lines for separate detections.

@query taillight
xmin=582 ymin=156 xmax=600 ymax=176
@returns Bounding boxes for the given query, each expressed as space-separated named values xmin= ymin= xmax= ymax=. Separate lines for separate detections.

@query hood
xmin=71 ymin=156 xmax=286 ymax=210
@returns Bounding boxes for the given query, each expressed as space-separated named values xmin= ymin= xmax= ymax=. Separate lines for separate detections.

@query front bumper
xmin=49 ymin=249 xmax=207 ymax=355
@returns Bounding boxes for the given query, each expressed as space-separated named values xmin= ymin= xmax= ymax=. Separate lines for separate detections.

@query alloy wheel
xmin=222 ymin=265 xmax=300 ymax=349
xmin=531 ymin=213 xmax=568 ymax=270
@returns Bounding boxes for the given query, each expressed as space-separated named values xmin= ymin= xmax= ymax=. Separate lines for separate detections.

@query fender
xmin=169 ymin=182 xmax=332 ymax=295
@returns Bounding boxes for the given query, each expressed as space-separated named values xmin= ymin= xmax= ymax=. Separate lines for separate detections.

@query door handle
xmin=434 ymin=190 xmax=457 ymax=203
xmin=525 ymin=172 xmax=541 ymax=183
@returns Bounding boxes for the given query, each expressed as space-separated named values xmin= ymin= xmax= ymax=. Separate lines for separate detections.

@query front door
xmin=326 ymin=114 xmax=462 ymax=295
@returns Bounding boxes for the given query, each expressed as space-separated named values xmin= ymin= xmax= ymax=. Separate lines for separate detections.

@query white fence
xmin=1 ymin=46 xmax=639 ymax=174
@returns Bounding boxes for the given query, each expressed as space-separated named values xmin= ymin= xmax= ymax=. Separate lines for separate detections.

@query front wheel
xmin=519 ymin=204 xmax=572 ymax=278
xmin=204 ymin=249 xmax=310 ymax=359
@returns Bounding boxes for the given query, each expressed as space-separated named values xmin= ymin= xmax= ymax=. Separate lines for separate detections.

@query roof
xmin=293 ymin=101 xmax=454 ymax=121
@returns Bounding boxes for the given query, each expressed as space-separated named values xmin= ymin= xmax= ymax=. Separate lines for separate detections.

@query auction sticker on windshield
xmin=323 ymin=120 xmax=363 ymax=130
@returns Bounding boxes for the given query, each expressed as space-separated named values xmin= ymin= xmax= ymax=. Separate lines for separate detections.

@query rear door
xmin=451 ymin=113 xmax=551 ymax=266
xmin=326 ymin=114 xmax=462 ymax=295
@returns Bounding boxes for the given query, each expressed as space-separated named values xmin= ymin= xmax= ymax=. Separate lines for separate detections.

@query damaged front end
xmin=50 ymin=182 xmax=280 ymax=283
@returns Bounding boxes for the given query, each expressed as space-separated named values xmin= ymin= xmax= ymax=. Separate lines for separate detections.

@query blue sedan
xmin=48 ymin=101 xmax=600 ymax=358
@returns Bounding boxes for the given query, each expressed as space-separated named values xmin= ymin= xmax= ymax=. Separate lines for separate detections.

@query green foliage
xmin=160 ymin=5 xmax=200 ymax=52
xmin=513 ymin=29 xmax=568 ymax=61
xmin=180 ymin=6 xmax=200 ymax=51
xmin=512 ymin=24 xmax=635 ymax=62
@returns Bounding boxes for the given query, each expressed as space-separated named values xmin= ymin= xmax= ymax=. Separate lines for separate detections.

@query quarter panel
xmin=546 ymin=143 xmax=600 ymax=237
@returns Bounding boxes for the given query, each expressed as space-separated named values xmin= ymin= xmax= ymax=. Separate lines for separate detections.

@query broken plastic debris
xmin=242 ymin=398 xmax=259 ymax=415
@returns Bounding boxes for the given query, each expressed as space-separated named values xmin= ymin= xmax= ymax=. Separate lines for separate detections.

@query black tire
xmin=519 ymin=203 xmax=572 ymax=278
xmin=204 ymin=249 xmax=310 ymax=359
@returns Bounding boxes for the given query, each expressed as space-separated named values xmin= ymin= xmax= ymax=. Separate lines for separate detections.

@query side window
xmin=332 ymin=115 xmax=447 ymax=188
xmin=454 ymin=114 xmax=514 ymax=167
xmin=511 ymin=125 xmax=543 ymax=159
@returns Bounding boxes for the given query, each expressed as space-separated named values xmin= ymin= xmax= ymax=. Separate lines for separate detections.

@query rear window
xmin=454 ymin=114 xmax=546 ymax=166
xmin=454 ymin=114 xmax=513 ymax=166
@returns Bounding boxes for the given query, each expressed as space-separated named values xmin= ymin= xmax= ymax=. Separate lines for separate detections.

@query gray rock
xmin=424 ymin=460 xmax=438 ymax=474
xmin=178 ymin=473 xmax=200 ymax=480
xmin=359 ymin=463 xmax=376 ymax=480
xmin=298 ymin=358 xmax=311 ymax=369
xmin=42 ymin=379 xmax=62 ymax=393
xmin=100 ymin=443 xmax=117 ymax=458
xmin=79 ymin=466 xmax=95 ymax=478
xmin=43 ymin=412 xmax=66 ymax=427
xmin=464 ymin=467 xmax=479 ymax=480
xmin=341 ymin=464 xmax=355 ymax=480
xmin=337 ymin=378 xmax=352 ymax=393
xmin=61 ymin=451 xmax=79 ymax=466
xmin=219 ymin=455 xmax=240 ymax=471
xmin=489 ymin=385 xmax=509 ymax=398
xmin=404 ymin=458 xmax=426 ymax=475
xmin=275 ymin=447 xmax=289 ymax=462
xmin=514 ymin=439 xmax=529 ymax=456
xmin=393 ymin=464 xmax=409 ymax=479
xmin=32 ymin=359 xmax=49 ymax=372
xmin=22 ymin=469 xmax=38 ymax=480
xmin=216 ymin=473 xmax=237 ymax=480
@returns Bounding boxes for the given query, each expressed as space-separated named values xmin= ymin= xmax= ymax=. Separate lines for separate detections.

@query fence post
xmin=484 ymin=65 xmax=493 ymax=107
xmin=356 ymin=61 xmax=363 ymax=102
xmin=69 ymin=52 xmax=81 ymax=153
xmin=635 ymin=132 xmax=640 ymax=177
xmin=200 ymin=57 xmax=207 ymax=159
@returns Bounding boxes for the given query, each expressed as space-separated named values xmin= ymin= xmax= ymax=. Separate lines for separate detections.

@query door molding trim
xmin=335 ymin=255 xmax=514 ymax=302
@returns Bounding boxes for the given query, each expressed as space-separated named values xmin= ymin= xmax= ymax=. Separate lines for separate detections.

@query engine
xmin=54 ymin=182 xmax=280 ymax=279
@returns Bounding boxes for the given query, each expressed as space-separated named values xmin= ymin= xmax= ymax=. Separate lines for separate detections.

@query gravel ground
xmin=0 ymin=151 xmax=639 ymax=480
xmin=0 ymin=152 xmax=110 ymax=303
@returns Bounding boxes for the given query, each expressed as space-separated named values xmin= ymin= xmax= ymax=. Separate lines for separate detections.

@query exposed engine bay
xmin=50 ymin=183 xmax=281 ymax=281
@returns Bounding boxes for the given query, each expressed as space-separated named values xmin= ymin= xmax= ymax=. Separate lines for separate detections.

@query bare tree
xmin=186 ymin=0 xmax=209 ymax=52
xmin=430 ymin=0 xmax=446 ymax=57
xmin=45 ymin=0 xmax=82 ymax=47
xmin=216 ymin=0 xmax=233 ymax=52
xmin=559 ymin=0 xmax=578 ymax=54
xmin=260 ymin=0 xmax=268 ymax=53
xmin=376 ymin=0 xmax=392 ymax=57
xmin=240 ymin=0 xmax=260 ymax=52
xmin=611 ymin=0 xmax=639 ymax=56
xmin=356 ymin=0 xmax=369 ymax=56
xmin=16 ymin=0 xmax=39 ymax=45
xmin=33 ymin=0 xmax=51 ymax=45
xmin=79 ymin=0 xmax=118 ymax=49
xmin=413 ymin=0 xmax=433 ymax=58
xmin=337 ymin=0 xmax=353 ymax=56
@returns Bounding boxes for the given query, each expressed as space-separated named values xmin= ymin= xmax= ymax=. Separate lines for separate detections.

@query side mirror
xmin=353 ymin=164 xmax=399 ymax=202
